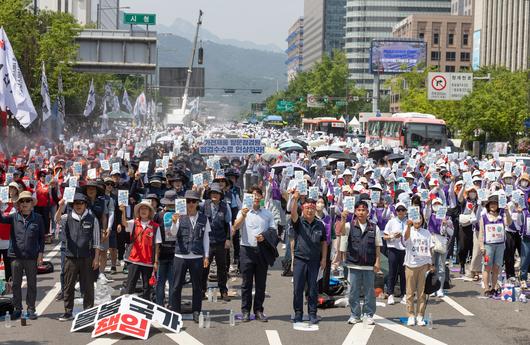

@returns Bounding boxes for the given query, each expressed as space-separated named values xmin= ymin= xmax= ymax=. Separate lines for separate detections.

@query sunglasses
xmin=186 ymin=199 xmax=199 ymax=204
xmin=19 ymin=199 xmax=33 ymax=204
xmin=396 ymin=208 xmax=407 ymax=212
xmin=73 ymin=201 xmax=86 ymax=205
xmin=105 ymin=182 xmax=114 ymax=186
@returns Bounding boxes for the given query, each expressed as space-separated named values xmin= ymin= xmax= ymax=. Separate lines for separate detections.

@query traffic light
xmin=198 ymin=47 xmax=204 ymax=65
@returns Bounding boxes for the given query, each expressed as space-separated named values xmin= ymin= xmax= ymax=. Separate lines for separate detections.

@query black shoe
xmin=55 ymin=291 xmax=64 ymax=301
xmin=11 ymin=310 xmax=21 ymax=320
xmin=27 ymin=310 xmax=38 ymax=320
xmin=110 ymin=266 xmax=117 ymax=275
xmin=193 ymin=311 xmax=200 ymax=323
xmin=282 ymin=270 xmax=293 ymax=277
xmin=293 ymin=312 xmax=303 ymax=323
xmin=221 ymin=292 xmax=231 ymax=302
xmin=309 ymin=314 xmax=319 ymax=324
xmin=58 ymin=312 xmax=73 ymax=321
xmin=255 ymin=311 xmax=268 ymax=322
xmin=242 ymin=311 xmax=251 ymax=322
xmin=460 ymin=266 xmax=465 ymax=275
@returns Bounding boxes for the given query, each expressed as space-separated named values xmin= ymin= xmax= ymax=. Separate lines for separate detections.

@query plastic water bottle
xmin=198 ymin=312 xmax=204 ymax=328
xmin=5 ymin=312 xmax=11 ymax=328
xmin=428 ymin=313 xmax=433 ymax=329
xmin=207 ymin=289 xmax=213 ymax=302
xmin=205 ymin=312 xmax=211 ymax=329
xmin=362 ymin=314 xmax=368 ymax=328
xmin=213 ymin=288 xmax=218 ymax=303
xmin=229 ymin=309 xmax=235 ymax=326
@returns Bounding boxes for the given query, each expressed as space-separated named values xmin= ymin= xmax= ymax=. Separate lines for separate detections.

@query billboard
xmin=472 ymin=30 xmax=481 ymax=71
xmin=369 ymin=40 xmax=426 ymax=74
xmin=159 ymin=67 xmax=205 ymax=98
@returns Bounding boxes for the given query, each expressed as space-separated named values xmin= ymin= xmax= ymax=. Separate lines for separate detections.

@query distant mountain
xmin=157 ymin=33 xmax=288 ymax=118
xmin=157 ymin=18 xmax=284 ymax=53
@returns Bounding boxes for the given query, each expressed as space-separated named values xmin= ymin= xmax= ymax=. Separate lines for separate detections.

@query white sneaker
xmin=366 ymin=317 xmax=375 ymax=325
xmin=407 ymin=316 xmax=415 ymax=326
xmin=347 ymin=316 xmax=362 ymax=324
xmin=400 ymin=295 xmax=407 ymax=304
xmin=387 ymin=295 xmax=395 ymax=305
xmin=416 ymin=316 xmax=426 ymax=326
xmin=436 ymin=288 xmax=445 ymax=297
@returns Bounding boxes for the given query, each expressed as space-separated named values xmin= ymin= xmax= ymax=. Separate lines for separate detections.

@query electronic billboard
xmin=369 ymin=40 xmax=426 ymax=74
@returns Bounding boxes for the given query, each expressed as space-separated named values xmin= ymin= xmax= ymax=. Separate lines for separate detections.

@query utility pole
xmin=33 ymin=0 xmax=37 ymax=15
xmin=180 ymin=10 xmax=203 ymax=113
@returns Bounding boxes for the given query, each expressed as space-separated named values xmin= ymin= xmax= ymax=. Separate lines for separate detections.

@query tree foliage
xmin=265 ymin=50 xmax=371 ymax=125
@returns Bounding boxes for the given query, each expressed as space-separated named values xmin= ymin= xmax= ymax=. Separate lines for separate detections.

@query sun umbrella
xmin=279 ymin=140 xmax=303 ymax=151
xmin=271 ymin=162 xmax=309 ymax=174
xmin=386 ymin=153 xmax=405 ymax=162
xmin=329 ymin=152 xmax=357 ymax=161
xmin=284 ymin=146 xmax=305 ymax=154
xmin=368 ymin=149 xmax=392 ymax=161
xmin=313 ymin=145 xmax=344 ymax=158
xmin=291 ymin=138 xmax=309 ymax=149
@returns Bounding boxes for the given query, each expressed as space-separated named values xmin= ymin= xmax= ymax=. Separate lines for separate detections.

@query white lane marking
xmin=44 ymin=242 xmax=62 ymax=261
xmin=441 ymin=296 xmax=474 ymax=316
xmin=86 ymin=334 xmax=123 ymax=345
xmin=342 ymin=324 xmax=375 ymax=345
xmin=35 ymin=282 xmax=61 ymax=316
xmin=165 ymin=331 xmax=205 ymax=345
xmin=265 ymin=330 xmax=283 ymax=345
xmin=373 ymin=315 xmax=448 ymax=345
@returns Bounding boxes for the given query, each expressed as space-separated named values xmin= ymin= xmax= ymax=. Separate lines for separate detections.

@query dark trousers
xmin=240 ymin=246 xmax=268 ymax=314
xmin=504 ymin=231 xmax=522 ymax=279
xmin=386 ymin=248 xmax=406 ymax=296
xmin=202 ymin=243 xmax=228 ymax=293
xmin=64 ymin=257 xmax=94 ymax=313
xmin=0 ymin=249 xmax=12 ymax=281
xmin=60 ymin=248 xmax=65 ymax=293
xmin=34 ymin=206 xmax=50 ymax=235
xmin=125 ymin=263 xmax=153 ymax=300
xmin=169 ymin=257 xmax=203 ymax=313
xmin=293 ymin=257 xmax=319 ymax=316
xmin=11 ymin=259 xmax=38 ymax=311
xmin=447 ymin=208 xmax=460 ymax=260
xmin=458 ymin=225 xmax=474 ymax=268
xmin=117 ymin=230 xmax=130 ymax=261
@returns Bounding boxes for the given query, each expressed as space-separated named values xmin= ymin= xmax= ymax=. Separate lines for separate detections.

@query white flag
xmin=112 ymin=94 xmax=120 ymax=113
xmin=0 ymin=27 xmax=38 ymax=128
xmin=57 ymin=71 xmax=65 ymax=122
xmin=188 ymin=97 xmax=199 ymax=114
xmin=133 ymin=92 xmax=146 ymax=117
xmin=41 ymin=61 xmax=52 ymax=122
xmin=122 ymin=89 xmax=132 ymax=113
xmin=83 ymin=79 xmax=95 ymax=117
xmin=100 ymin=101 xmax=109 ymax=132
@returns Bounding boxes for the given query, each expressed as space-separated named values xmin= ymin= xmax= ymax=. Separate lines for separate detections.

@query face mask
xmin=505 ymin=178 xmax=513 ymax=184
xmin=521 ymin=181 xmax=529 ymax=187
xmin=432 ymin=205 xmax=440 ymax=212
xmin=445 ymin=178 xmax=451 ymax=183
xmin=468 ymin=192 xmax=477 ymax=199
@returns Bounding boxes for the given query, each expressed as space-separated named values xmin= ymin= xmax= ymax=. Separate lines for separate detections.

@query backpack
xmin=37 ymin=261 xmax=54 ymax=274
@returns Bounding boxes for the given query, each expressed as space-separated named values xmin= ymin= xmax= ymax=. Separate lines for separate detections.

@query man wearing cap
xmin=83 ymin=180 xmax=108 ymax=280
xmin=0 ymin=191 xmax=45 ymax=320
xmin=56 ymin=193 xmax=102 ymax=321
xmin=201 ymin=183 xmax=232 ymax=301
xmin=168 ymin=190 xmax=211 ymax=322
xmin=290 ymin=191 xmax=327 ymax=324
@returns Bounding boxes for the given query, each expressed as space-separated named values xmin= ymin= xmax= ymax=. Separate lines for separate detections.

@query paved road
xmin=4 ymin=242 xmax=530 ymax=345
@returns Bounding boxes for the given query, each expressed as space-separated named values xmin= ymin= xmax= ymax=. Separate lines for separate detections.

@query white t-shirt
xmin=404 ymin=227 xmax=433 ymax=268
xmin=384 ymin=216 xmax=407 ymax=251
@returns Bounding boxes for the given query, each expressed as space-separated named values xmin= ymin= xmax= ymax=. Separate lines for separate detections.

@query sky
xmin=122 ymin=0 xmax=304 ymax=48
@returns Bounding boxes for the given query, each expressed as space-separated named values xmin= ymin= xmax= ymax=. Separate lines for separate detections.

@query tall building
xmin=391 ymin=14 xmax=473 ymax=112
xmin=478 ymin=0 xmax=530 ymax=71
xmin=345 ymin=0 xmax=452 ymax=89
xmin=39 ymin=0 xmax=119 ymax=29
xmin=286 ymin=18 xmax=304 ymax=82
xmin=302 ymin=0 xmax=346 ymax=71
xmin=451 ymin=0 xmax=474 ymax=15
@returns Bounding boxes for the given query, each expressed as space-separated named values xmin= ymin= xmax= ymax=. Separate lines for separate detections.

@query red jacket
xmin=126 ymin=219 xmax=158 ymax=266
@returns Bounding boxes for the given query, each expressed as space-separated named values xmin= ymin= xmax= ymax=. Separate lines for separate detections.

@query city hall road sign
xmin=427 ymin=72 xmax=473 ymax=101
xmin=124 ymin=13 xmax=156 ymax=26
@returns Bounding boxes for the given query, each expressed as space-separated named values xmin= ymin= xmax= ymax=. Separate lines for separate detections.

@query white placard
xmin=118 ymin=190 xmax=129 ymax=207
xmin=63 ymin=187 xmax=76 ymax=203
xmin=175 ymin=199 xmax=187 ymax=215
xmin=139 ymin=161 xmax=149 ymax=174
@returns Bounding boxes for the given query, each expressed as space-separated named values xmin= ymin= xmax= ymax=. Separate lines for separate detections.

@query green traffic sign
xmin=123 ymin=13 xmax=156 ymax=25
xmin=276 ymin=100 xmax=295 ymax=112
xmin=335 ymin=100 xmax=347 ymax=106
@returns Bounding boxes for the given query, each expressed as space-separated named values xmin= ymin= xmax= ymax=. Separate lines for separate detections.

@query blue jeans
xmin=520 ymin=237 xmax=530 ymax=281
xmin=348 ymin=268 xmax=376 ymax=318
xmin=156 ymin=259 xmax=174 ymax=306
xmin=433 ymin=251 xmax=447 ymax=287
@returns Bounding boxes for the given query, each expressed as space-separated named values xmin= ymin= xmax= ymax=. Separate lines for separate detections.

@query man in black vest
xmin=201 ymin=183 xmax=232 ymax=301
xmin=57 ymin=193 xmax=102 ymax=321
xmin=169 ymin=190 xmax=211 ymax=323
xmin=337 ymin=200 xmax=382 ymax=325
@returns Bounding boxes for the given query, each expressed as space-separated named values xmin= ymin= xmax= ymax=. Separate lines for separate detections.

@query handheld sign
xmin=287 ymin=165 xmax=294 ymax=177
xmin=100 ymin=160 xmax=110 ymax=171
xmin=112 ymin=162 xmax=120 ymax=172
xmin=243 ymin=193 xmax=254 ymax=209
xmin=0 ymin=187 xmax=8 ymax=203
xmin=63 ymin=187 xmax=76 ymax=203
xmin=139 ymin=161 xmax=149 ymax=174
xmin=73 ymin=162 xmax=82 ymax=175
xmin=371 ymin=190 xmax=380 ymax=204
xmin=175 ymin=199 xmax=187 ymax=215
xmin=162 ymin=156 xmax=170 ymax=169
xmin=87 ymin=168 xmax=97 ymax=180
xmin=408 ymin=206 xmax=421 ymax=222
xmin=498 ymin=194 xmax=507 ymax=209
xmin=435 ymin=206 xmax=447 ymax=220
xmin=118 ymin=190 xmax=129 ymax=207
xmin=343 ymin=196 xmax=355 ymax=213
xmin=325 ymin=170 xmax=333 ymax=180
xmin=337 ymin=161 xmax=345 ymax=172
xmin=294 ymin=170 xmax=304 ymax=180
xmin=297 ymin=179 xmax=308 ymax=195
xmin=308 ymin=187 xmax=319 ymax=200
xmin=193 ymin=173 xmax=203 ymax=186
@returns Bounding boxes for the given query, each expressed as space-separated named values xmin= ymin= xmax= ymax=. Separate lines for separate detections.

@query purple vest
xmin=482 ymin=210 xmax=505 ymax=244
xmin=428 ymin=213 xmax=443 ymax=235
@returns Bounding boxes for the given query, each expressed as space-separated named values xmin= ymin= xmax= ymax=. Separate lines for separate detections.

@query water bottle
xmin=213 ymin=288 xmax=218 ymax=303
xmin=198 ymin=312 xmax=204 ymax=328
xmin=5 ymin=311 xmax=11 ymax=328
xmin=362 ymin=314 xmax=368 ymax=328
xmin=205 ymin=312 xmax=211 ymax=329
xmin=428 ymin=313 xmax=433 ymax=329
xmin=207 ymin=289 xmax=213 ymax=302
xmin=229 ymin=309 xmax=235 ymax=326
